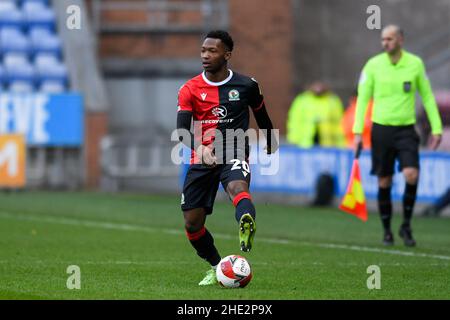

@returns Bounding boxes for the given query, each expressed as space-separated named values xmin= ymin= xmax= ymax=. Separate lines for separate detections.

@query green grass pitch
xmin=0 ymin=191 xmax=449 ymax=299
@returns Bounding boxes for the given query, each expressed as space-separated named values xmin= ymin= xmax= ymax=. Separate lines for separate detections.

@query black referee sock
xmin=186 ymin=227 xmax=221 ymax=266
xmin=403 ymin=183 xmax=418 ymax=228
xmin=378 ymin=186 xmax=392 ymax=232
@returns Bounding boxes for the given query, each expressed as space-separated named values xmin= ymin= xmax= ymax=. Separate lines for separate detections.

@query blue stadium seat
xmin=29 ymin=27 xmax=62 ymax=55
xmin=0 ymin=1 xmax=24 ymax=28
xmin=35 ymin=53 xmax=68 ymax=85
xmin=23 ymin=1 xmax=55 ymax=29
xmin=8 ymin=80 xmax=33 ymax=92
xmin=20 ymin=0 xmax=49 ymax=6
xmin=4 ymin=52 xmax=35 ymax=84
xmin=0 ymin=27 xmax=30 ymax=54
xmin=3 ymin=51 xmax=28 ymax=64
xmin=39 ymin=79 xmax=66 ymax=93
xmin=33 ymin=52 xmax=59 ymax=66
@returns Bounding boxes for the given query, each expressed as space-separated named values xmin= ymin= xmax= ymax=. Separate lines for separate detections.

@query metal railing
xmin=100 ymin=135 xmax=178 ymax=179
xmin=26 ymin=148 xmax=84 ymax=189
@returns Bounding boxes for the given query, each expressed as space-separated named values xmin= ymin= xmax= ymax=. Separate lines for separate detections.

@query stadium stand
xmin=0 ymin=0 xmax=68 ymax=93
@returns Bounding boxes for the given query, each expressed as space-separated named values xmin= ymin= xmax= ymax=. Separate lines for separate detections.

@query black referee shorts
xmin=370 ymin=123 xmax=420 ymax=176
xmin=181 ymin=161 xmax=251 ymax=215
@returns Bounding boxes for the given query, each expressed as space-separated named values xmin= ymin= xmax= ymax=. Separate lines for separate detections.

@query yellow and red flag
xmin=339 ymin=159 xmax=368 ymax=221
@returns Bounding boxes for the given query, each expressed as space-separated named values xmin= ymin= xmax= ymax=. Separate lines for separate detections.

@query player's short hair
xmin=205 ymin=30 xmax=234 ymax=52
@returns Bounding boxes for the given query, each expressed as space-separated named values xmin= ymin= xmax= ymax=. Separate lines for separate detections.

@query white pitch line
xmin=2 ymin=259 xmax=444 ymax=267
xmin=1 ymin=211 xmax=449 ymax=261
xmin=313 ymin=243 xmax=450 ymax=261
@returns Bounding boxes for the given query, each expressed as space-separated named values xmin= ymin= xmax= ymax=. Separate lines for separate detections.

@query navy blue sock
xmin=186 ymin=227 xmax=221 ymax=266
xmin=234 ymin=197 xmax=256 ymax=222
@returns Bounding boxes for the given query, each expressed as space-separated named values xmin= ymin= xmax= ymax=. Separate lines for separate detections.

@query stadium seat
xmin=0 ymin=2 xmax=24 ymax=28
xmin=39 ymin=79 xmax=65 ymax=93
xmin=20 ymin=0 xmax=50 ymax=6
xmin=29 ymin=27 xmax=62 ymax=55
xmin=4 ymin=52 xmax=35 ymax=84
xmin=0 ymin=27 xmax=30 ymax=54
xmin=5 ymin=53 xmax=35 ymax=92
xmin=35 ymin=53 xmax=68 ymax=85
xmin=8 ymin=79 xmax=34 ymax=92
xmin=23 ymin=0 xmax=56 ymax=29
xmin=3 ymin=52 xmax=29 ymax=70
xmin=34 ymin=52 xmax=59 ymax=65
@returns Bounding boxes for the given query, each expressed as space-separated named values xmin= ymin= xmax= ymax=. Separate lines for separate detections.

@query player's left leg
xmin=397 ymin=126 xmax=420 ymax=247
xmin=226 ymin=180 xmax=256 ymax=252
xmin=220 ymin=159 xmax=255 ymax=252
xmin=400 ymin=167 xmax=419 ymax=247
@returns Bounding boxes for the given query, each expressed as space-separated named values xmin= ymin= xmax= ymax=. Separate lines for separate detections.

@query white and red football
xmin=216 ymin=255 xmax=252 ymax=288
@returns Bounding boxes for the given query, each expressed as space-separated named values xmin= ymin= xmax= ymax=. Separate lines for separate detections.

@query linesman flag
xmin=339 ymin=143 xmax=368 ymax=221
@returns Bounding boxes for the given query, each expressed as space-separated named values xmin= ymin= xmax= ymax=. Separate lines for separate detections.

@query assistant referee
xmin=353 ymin=25 xmax=443 ymax=247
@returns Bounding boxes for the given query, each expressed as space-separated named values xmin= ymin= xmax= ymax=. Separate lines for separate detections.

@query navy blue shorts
xmin=181 ymin=160 xmax=251 ymax=214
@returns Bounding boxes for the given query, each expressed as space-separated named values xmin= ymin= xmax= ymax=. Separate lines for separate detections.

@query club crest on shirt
xmin=228 ymin=89 xmax=240 ymax=101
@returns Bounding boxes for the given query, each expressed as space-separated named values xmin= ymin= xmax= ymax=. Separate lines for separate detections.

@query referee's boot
xmin=383 ymin=230 xmax=394 ymax=246
xmin=239 ymin=213 xmax=256 ymax=252
xmin=399 ymin=224 xmax=416 ymax=247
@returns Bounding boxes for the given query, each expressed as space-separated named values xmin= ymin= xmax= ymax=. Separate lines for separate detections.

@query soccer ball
xmin=216 ymin=255 xmax=252 ymax=288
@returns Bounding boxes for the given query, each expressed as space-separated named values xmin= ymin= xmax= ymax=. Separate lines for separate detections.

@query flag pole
xmin=355 ymin=141 xmax=362 ymax=160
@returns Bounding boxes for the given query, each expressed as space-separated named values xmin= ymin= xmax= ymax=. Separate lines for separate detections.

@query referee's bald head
xmin=381 ymin=24 xmax=404 ymax=54
xmin=382 ymin=25 xmax=404 ymax=39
